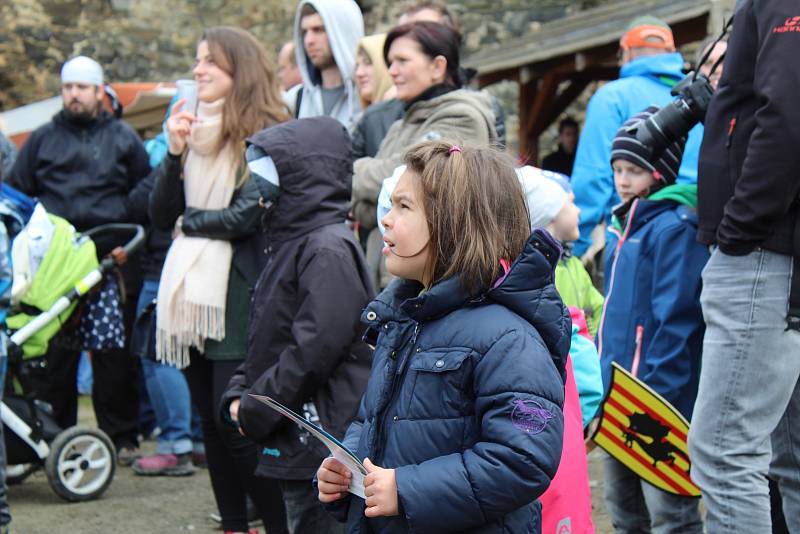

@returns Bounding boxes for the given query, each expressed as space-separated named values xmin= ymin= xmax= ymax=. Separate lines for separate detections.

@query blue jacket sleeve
xmin=393 ymin=329 xmax=564 ymax=533
xmin=642 ymin=221 xmax=708 ymax=409
xmin=569 ymin=325 xmax=603 ymax=427
xmin=571 ymin=87 xmax=625 ymax=256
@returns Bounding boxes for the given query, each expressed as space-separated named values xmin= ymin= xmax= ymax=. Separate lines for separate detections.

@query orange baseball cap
xmin=620 ymin=16 xmax=675 ymax=51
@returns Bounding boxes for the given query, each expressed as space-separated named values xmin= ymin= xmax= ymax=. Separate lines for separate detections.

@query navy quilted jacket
xmin=598 ymin=198 xmax=708 ymax=419
xmin=329 ymin=230 xmax=569 ymax=533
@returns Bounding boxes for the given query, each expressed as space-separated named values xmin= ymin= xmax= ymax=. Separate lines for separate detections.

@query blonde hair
xmin=356 ymin=33 xmax=393 ymax=108
xmin=404 ymin=141 xmax=530 ymax=295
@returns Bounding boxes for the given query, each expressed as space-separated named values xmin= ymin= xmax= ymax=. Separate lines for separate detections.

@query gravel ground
xmin=7 ymin=399 xmax=613 ymax=533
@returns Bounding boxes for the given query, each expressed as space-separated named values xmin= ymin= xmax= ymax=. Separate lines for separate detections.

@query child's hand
xmin=363 ymin=458 xmax=399 ymax=517
xmin=584 ymin=417 xmax=600 ymax=454
xmin=229 ymin=399 xmax=240 ymax=423
xmin=317 ymin=457 xmax=352 ymax=503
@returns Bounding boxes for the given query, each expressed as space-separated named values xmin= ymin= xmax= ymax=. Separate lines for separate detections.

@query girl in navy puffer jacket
xmin=317 ymin=141 xmax=569 ymax=533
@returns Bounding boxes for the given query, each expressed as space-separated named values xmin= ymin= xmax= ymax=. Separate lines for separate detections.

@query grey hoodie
xmin=293 ymin=0 xmax=364 ymax=129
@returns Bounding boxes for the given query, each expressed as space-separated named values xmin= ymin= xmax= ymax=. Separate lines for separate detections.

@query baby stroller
xmin=0 ymin=185 xmax=144 ymax=502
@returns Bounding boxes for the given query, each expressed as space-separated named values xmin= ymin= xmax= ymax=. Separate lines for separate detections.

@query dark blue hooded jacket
xmin=329 ymin=230 xmax=569 ymax=533
xmin=598 ymin=196 xmax=708 ymax=419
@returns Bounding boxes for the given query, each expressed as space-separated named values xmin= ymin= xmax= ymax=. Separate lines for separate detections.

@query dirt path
xmin=8 ymin=400 xmax=613 ymax=533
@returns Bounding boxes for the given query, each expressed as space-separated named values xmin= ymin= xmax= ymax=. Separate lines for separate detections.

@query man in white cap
xmin=8 ymin=55 xmax=150 ymax=465
xmin=60 ymin=55 xmax=106 ymax=120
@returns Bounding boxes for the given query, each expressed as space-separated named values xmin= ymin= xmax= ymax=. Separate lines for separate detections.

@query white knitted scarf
xmin=156 ymin=99 xmax=238 ymax=368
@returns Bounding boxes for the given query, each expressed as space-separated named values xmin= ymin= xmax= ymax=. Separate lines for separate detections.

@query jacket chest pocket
xmin=405 ymin=350 xmax=473 ymax=419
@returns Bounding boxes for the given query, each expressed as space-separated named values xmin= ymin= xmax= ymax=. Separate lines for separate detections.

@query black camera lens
xmin=634 ymin=73 xmax=714 ymax=161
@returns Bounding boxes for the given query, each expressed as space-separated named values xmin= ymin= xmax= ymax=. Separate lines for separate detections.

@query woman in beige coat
xmin=352 ymin=21 xmax=496 ymax=288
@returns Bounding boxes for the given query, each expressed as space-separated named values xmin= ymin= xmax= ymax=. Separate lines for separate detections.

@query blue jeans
xmin=603 ymin=455 xmax=703 ymax=534
xmin=136 ymin=280 xmax=199 ymax=455
xmin=688 ymin=249 xmax=800 ymax=532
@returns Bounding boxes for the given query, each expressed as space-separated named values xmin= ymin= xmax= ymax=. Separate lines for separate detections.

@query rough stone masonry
xmin=0 ymin=0 xmax=600 ymax=110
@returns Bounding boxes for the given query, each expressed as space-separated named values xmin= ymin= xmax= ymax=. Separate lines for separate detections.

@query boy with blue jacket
xmin=597 ymin=107 xmax=707 ymax=533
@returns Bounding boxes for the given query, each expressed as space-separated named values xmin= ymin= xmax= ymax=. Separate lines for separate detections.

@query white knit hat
xmin=517 ymin=166 xmax=570 ymax=230
xmin=61 ymin=56 xmax=104 ymax=86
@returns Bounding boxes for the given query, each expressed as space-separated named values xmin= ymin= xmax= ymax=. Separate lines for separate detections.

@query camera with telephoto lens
xmin=634 ymin=72 xmax=714 ymax=158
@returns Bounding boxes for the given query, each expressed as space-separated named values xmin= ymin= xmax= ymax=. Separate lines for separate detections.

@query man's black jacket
xmin=8 ymin=110 xmax=151 ymax=255
xmin=541 ymin=145 xmax=575 ymax=177
xmin=698 ymin=0 xmax=800 ymax=256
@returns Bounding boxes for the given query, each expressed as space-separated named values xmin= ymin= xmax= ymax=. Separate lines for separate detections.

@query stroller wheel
xmin=45 ymin=426 xmax=116 ymax=502
xmin=7 ymin=463 xmax=37 ymax=485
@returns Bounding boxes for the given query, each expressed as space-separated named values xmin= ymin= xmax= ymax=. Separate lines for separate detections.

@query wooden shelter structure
xmin=463 ymin=0 xmax=735 ymax=162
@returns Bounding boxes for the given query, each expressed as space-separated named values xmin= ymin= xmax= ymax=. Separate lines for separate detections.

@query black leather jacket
xmin=148 ymin=152 xmax=266 ymax=285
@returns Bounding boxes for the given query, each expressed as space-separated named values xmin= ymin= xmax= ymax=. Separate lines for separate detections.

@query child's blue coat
xmin=329 ymin=230 xmax=570 ymax=533
xmin=599 ymin=199 xmax=709 ymax=419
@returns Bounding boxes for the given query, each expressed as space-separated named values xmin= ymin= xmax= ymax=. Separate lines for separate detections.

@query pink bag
xmin=539 ymin=352 xmax=595 ymax=534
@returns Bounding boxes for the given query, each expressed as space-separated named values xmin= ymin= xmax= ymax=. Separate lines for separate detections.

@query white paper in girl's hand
xmin=248 ymin=394 xmax=367 ymax=499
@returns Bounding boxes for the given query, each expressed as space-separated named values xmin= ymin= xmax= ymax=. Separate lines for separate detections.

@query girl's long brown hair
xmin=202 ymin=26 xmax=291 ymax=153
xmin=404 ymin=141 xmax=531 ymax=295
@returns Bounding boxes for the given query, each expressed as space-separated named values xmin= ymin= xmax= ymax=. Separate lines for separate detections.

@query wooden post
xmin=518 ymin=67 xmax=537 ymax=162
xmin=520 ymin=72 xmax=558 ymax=164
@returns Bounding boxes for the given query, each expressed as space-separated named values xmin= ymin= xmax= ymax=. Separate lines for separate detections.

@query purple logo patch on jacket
xmin=511 ymin=399 xmax=554 ymax=434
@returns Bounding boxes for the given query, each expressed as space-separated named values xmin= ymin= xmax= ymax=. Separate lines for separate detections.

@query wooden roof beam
xmin=524 ymin=72 xmax=560 ymax=135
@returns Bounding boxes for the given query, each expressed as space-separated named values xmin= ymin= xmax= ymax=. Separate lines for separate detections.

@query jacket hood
xmin=364 ymin=229 xmax=570 ymax=380
xmin=356 ymin=33 xmax=392 ymax=107
xmin=247 ymin=117 xmax=353 ymax=243
xmin=611 ymin=192 xmax=697 ymax=233
xmin=620 ymin=52 xmax=685 ymax=85
xmin=648 ymin=183 xmax=697 ymax=208
xmin=487 ymin=229 xmax=570 ymax=380
xmin=293 ymin=0 xmax=364 ymax=125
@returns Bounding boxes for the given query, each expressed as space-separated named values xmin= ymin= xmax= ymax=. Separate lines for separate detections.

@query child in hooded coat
xmin=224 ymin=117 xmax=374 ymax=533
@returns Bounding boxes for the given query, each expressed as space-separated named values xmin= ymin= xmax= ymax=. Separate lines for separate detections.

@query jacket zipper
xmin=374 ymin=323 xmax=420 ymax=464
xmin=725 ymin=117 xmax=737 ymax=148
xmin=597 ymin=199 xmax=639 ymax=357
xmin=631 ymin=325 xmax=644 ymax=378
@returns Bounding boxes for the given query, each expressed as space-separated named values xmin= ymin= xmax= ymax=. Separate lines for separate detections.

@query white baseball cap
xmin=61 ymin=56 xmax=104 ymax=86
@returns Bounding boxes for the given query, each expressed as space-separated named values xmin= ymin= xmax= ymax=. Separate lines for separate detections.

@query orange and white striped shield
xmin=591 ymin=362 xmax=700 ymax=497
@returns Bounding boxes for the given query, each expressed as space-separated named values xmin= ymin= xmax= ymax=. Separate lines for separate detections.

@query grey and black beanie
xmin=610 ymin=105 xmax=686 ymax=185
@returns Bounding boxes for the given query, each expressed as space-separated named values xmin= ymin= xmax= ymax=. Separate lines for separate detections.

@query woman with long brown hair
xmin=149 ymin=26 xmax=290 ymax=534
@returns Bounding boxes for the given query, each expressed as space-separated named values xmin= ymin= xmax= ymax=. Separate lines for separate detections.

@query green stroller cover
xmin=7 ymin=215 xmax=99 ymax=358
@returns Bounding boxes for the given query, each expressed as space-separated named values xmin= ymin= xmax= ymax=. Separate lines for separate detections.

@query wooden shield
xmin=591 ymin=362 xmax=700 ymax=497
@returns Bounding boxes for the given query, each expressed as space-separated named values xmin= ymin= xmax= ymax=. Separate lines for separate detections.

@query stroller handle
xmin=82 ymin=223 xmax=146 ymax=272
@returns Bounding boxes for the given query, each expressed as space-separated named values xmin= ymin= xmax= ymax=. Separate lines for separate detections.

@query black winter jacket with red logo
xmin=697 ymin=0 xmax=800 ymax=256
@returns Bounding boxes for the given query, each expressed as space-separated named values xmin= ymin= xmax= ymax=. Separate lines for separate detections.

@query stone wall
xmin=0 ymin=0 xmax=596 ymax=111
